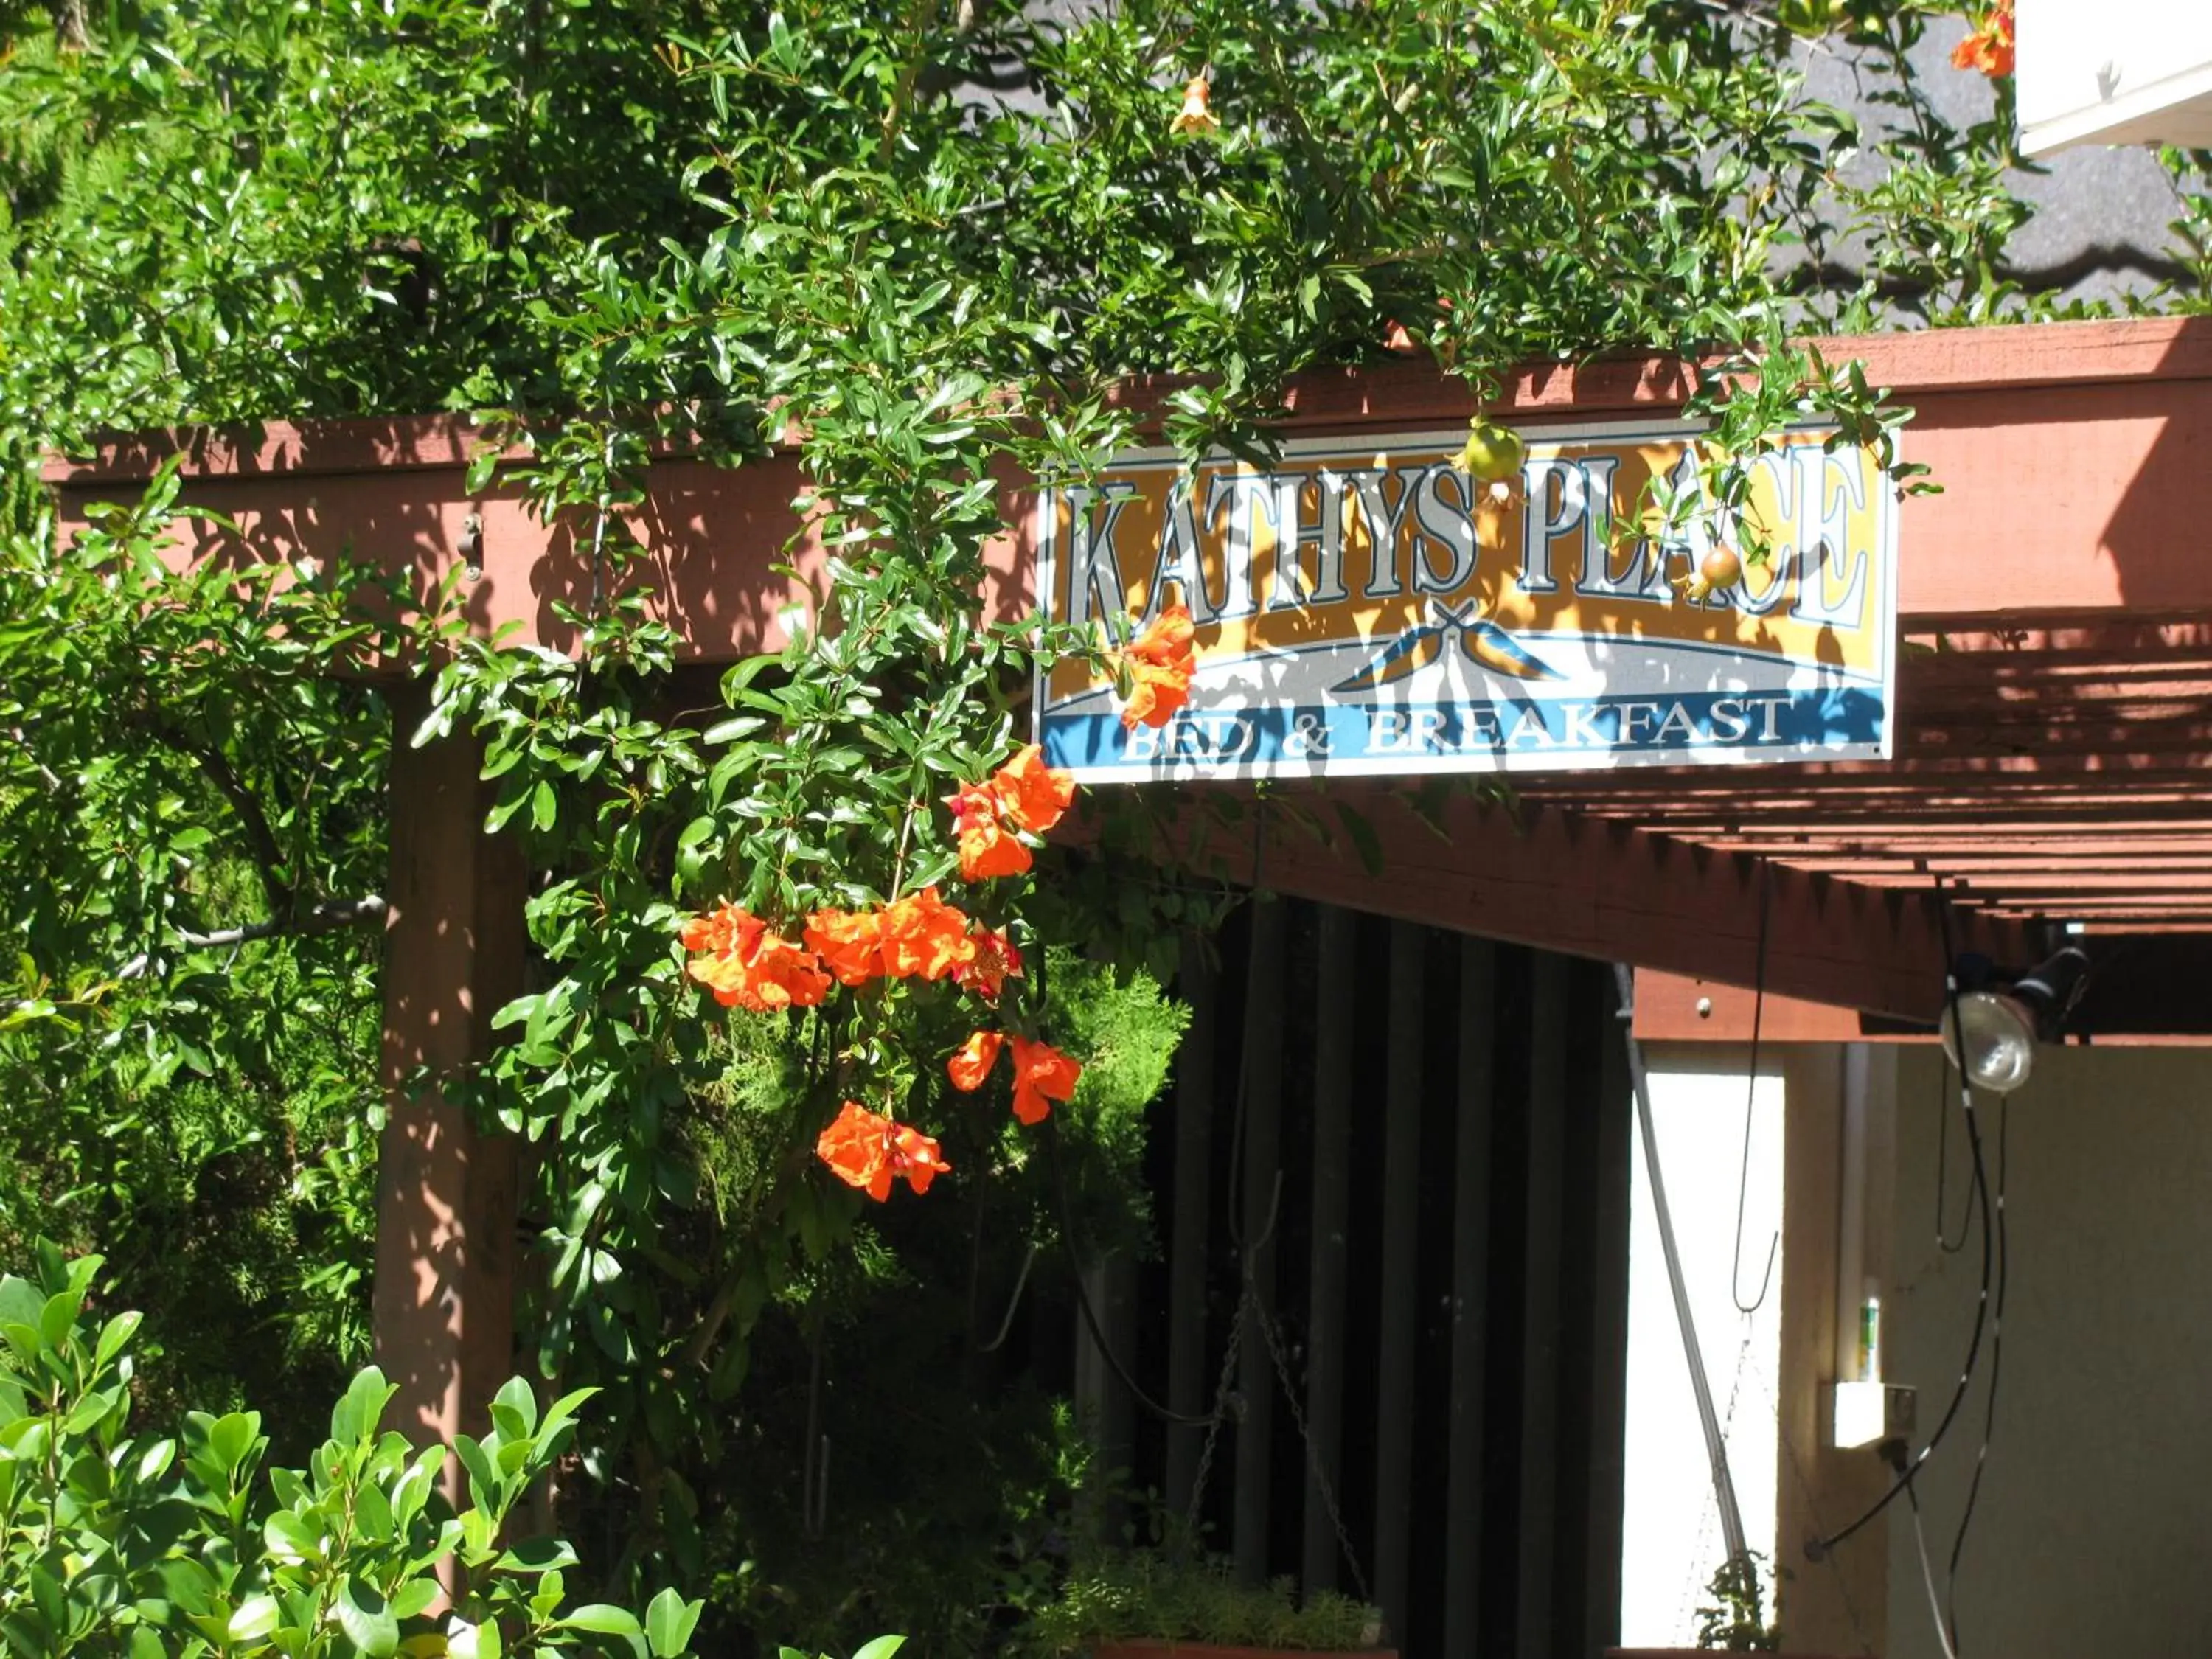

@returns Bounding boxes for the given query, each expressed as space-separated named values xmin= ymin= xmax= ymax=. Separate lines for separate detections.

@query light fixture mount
xmin=1938 ymin=946 xmax=2091 ymax=1095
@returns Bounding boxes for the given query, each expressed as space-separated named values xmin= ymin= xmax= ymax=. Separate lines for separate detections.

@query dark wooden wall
xmin=1079 ymin=897 xmax=1635 ymax=1659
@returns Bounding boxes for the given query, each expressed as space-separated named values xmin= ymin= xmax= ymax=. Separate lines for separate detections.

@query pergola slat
xmin=48 ymin=314 xmax=2212 ymax=1031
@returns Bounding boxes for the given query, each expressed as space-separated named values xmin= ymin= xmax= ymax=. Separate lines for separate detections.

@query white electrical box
xmin=1832 ymin=1380 xmax=1917 ymax=1450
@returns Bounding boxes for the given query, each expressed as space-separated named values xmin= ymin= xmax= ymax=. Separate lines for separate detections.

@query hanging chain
xmin=1177 ymin=872 xmax=1376 ymax=1603
xmin=1251 ymin=1290 xmax=1373 ymax=1605
xmin=1182 ymin=1294 xmax=1246 ymax=1544
xmin=1181 ymin=1273 xmax=1377 ymax=1607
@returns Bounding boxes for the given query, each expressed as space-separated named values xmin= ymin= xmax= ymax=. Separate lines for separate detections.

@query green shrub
xmin=0 ymin=1243 xmax=700 ymax=1657
xmin=1023 ymin=1548 xmax=1380 ymax=1655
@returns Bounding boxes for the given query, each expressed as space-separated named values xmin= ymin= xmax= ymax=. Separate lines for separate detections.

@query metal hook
xmin=458 ymin=512 xmax=483 ymax=582
xmin=978 ymin=1243 xmax=1037 ymax=1354
xmin=1730 ymin=861 xmax=1778 ymax=1315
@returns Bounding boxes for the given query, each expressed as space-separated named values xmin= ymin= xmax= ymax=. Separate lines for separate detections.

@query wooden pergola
xmin=46 ymin=313 xmax=2212 ymax=1444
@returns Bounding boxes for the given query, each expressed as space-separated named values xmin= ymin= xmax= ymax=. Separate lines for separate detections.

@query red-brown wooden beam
xmin=1637 ymin=939 xmax=2212 ymax=1043
xmin=1100 ymin=788 xmax=2038 ymax=1022
xmin=44 ymin=316 xmax=2212 ymax=645
xmin=1630 ymin=973 xmax=1927 ymax=1044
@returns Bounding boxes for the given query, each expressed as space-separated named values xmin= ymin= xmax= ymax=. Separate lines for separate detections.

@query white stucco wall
xmin=1885 ymin=1044 xmax=2212 ymax=1659
xmin=1620 ymin=1048 xmax=1787 ymax=1646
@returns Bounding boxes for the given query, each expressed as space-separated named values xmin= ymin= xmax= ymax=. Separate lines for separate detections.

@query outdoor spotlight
xmin=1937 ymin=946 xmax=2091 ymax=1094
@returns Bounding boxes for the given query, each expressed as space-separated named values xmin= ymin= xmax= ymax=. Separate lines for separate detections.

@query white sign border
xmin=1030 ymin=417 xmax=1901 ymax=785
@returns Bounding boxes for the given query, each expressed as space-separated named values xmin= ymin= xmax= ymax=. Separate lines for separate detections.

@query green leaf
xmin=493 ymin=1537 xmax=577 ymax=1575
xmin=492 ymin=1375 xmax=539 ymax=1436
xmin=263 ymin=1510 xmax=321 ymax=1565
xmin=205 ymin=1413 xmax=260 ymax=1478
xmin=851 ymin=1640 xmax=907 ymax=1659
xmin=645 ymin=1588 xmax=703 ymax=1657
xmin=452 ymin=1434 xmax=500 ymax=1508
xmin=335 ymin=1577 xmax=401 ymax=1656
xmin=330 ymin=1368 xmax=393 ymax=1448
xmin=62 ymin=1387 xmax=119 ymax=1435
xmin=93 ymin=1312 xmax=142 ymax=1370
xmin=353 ymin=1477 xmax=396 ymax=1544
xmin=38 ymin=1287 xmax=84 ymax=1348
xmin=560 ymin=1605 xmax=643 ymax=1638
xmin=227 ymin=1595 xmax=280 ymax=1641
xmin=389 ymin=1577 xmax=440 ymax=1621
xmin=0 ymin=1277 xmax=44 ymax=1333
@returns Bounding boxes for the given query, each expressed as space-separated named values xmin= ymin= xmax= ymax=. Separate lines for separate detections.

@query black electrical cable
xmin=1043 ymin=1114 xmax=1217 ymax=1427
xmin=1944 ymin=1092 xmax=2011 ymax=1656
xmin=1032 ymin=908 xmax=1232 ymax=1429
xmin=1038 ymin=810 xmax=1275 ymax=1434
xmin=1729 ymin=861 xmax=1778 ymax=1315
xmin=1809 ymin=886 xmax=1995 ymax=1563
xmin=1906 ymin=1483 xmax=1961 ymax=1659
xmin=1933 ymin=1039 xmax=1975 ymax=1254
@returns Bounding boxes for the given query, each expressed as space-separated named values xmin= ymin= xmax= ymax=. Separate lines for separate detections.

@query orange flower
xmin=947 ymin=780 xmax=1033 ymax=881
xmin=681 ymin=900 xmax=763 ymax=959
xmin=1382 ymin=320 xmax=1418 ymax=355
xmin=816 ymin=1099 xmax=895 ymax=1200
xmin=1008 ymin=1035 xmax=1082 ymax=1127
xmin=947 ymin=1029 xmax=1005 ymax=1092
xmin=889 ymin=1121 xmax=952 ymax=1194
xmin=804 ymin=906 xmax=886 ymax=986
xmin=990 ymin=744 xmax=1076 ymax=835
xmin=1127 ymin=604 xmax=1197 ymax=670
xmin=694 ymin=932 xmax=832 ymax=1012
xmin=1951 ymin=0 xmax=2013 ymax=77
xmin=956 ymin=926 xmax=1023 ymax=1001
xmin=943 ymin=747 xmax=1077 ymax=883
xmin=683 ymin=903 xmax=832 ymax=1013
xmin=1116 ymin=604 xmax=1199 ymax=732
xmin=1121 ymin=658 xmax=1194 ymax=731
xmin=878 ymin=886 xmax=978 ymax=981
xmin=1169 ymin=74 xmax=1218 ymax=136
xmin=815 ymin=1099 xmax=950 ymax=1200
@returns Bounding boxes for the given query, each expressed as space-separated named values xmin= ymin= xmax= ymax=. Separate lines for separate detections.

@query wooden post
xmin=1233 ymin=899 xmax=1287 ymax=1584
xmin=1374 ymin=921 xmax=1424 ymax=1643
xmin=1776 ymin=1046 xmax=1892 ymax=1654
xmin=1516 ymin=953 xmax=1569 ymax=1659
xmin=1580 ymin=967 xmax=1635 ymax=1656
xmin=1443 ymin=938 xmax=1496 ymax=1656
xmin=372 ymin=686 xmax=525 ymax=1466
xmin=1165 ymin=936 xmax=1218 ymax=1520
xmin=1074 ymin=1256 xmax=1138 ymax=1543
xmin=1302 ymin=906 xmax=1357 ymax=1592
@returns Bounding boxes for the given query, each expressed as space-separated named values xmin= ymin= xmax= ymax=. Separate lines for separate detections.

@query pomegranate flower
xmin=956 ymin=926 xmax=1023 ymax=1001
xmin=1952 ymin=0 xmax=2014 ymax=77
xmin=944 ymin=744 xmax=1077 ymax=881
xmin=683 ymin=901 xmax=831 ymax=1013
xmin=1169 ymin=75 xmax=1219 ymax=136
xmin=816 ymin=1099 xmax=950 ymax=1200
xmin=879 ymin=886 xmax=978 ymax=981
xmin=1116 ymin=604 xmax=1199 ymax=731
xmin=947 ymin=1029 xmax=1004 ymax=1092
xmin=1008 ymin=1034 xmax=1082 ymax=1126
xmin=804 ymin=906 xmax=887 ymax=986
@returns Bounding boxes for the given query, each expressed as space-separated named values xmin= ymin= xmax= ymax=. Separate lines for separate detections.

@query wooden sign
xmin=1034 ymin=419 xmax=1896 ymax=782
